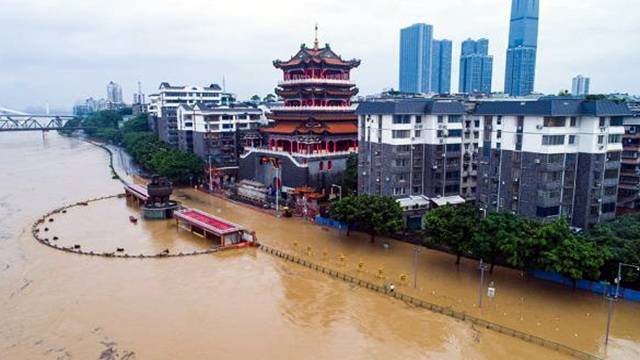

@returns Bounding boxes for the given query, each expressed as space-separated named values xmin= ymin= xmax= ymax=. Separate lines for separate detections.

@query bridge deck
xmin=124 ymin=183 xmax=149 ymax=201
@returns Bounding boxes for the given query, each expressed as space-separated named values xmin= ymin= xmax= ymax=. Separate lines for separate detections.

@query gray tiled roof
xmin=356 ymin=100 xmax=465 ymax=115
xmin=475 ymin=99 xmax=632 ymax=117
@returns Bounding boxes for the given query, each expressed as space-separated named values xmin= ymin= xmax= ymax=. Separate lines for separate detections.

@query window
xmin=327 ymin=160 xmax=333 ymax=170
xmin=397 ymin=173 xmax=408 ymax=182
xmin=393 ymin=187 xmax=407 ymax=196
xmin=222 ymin=124 xmax=232 ymax=129
xmin=569 ymin=135 xmax=576 ymax=145
xmin=319 ymin=161 xmax=324 ymax=171
xmin=604 ymin=186 xmax=617 ymax=196
xmin=414 ymin=130 xmax=422 ymax=138
xmin=222 ymin=115 xmax=233 ymax=120
xmin=496 ymin=116 xmax=502 ymax=125
xmin=497 ymin=130 xmax=502 ymax=139
xmin=602 ymin=203 xmax=616 ymax=213
xmin=536 ymin=206 xmax=560 ymax=217
xmin=448 ymin=129 xmax=462 ymax=138
xmin=604 ymin=169 xmax=618 ymax=179
xmin=599 ymin=117 xmax=606 ymax=127
xmin=543 ymin=117 xmax=566 ymax=127
xmin=395 ymin=159 xmax=408 ymax=167
xmin=448 ymin=115 xmax=462 ymax=123
xmin=570 ymin=117 xmax=577 ymax=127
xmin=542 ymin=135 xmax=565 ymax=145
xmin=392 ymin=115 xmax=411 ymax=124
xmin=437 ymin=130 xmax=444 ymax=138
xmin=397 ymin=145 xmax=411 ymax=152
xmin=548 ymin=154 xmax=564 ymax=163
xmin=416 ymin=116 xmax=423 ymax=124
xmin=447 ymin=144 xmax=461 ymax=152
xmin=437 ymin=116 xmax=444 ymax=123
xmin=609 ymin=134 xmax=622 ymax=144
xmin=610 ymin=117 xmax=623 ymax=126
xmin=598 ymin=135 xmax=605 ymax=145
xmin=392 ymin=130 xmax=411 ymax=139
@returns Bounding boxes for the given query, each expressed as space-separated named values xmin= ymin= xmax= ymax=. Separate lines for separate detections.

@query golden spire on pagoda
xmin=313 ymin=22 xmax=319 ymax=50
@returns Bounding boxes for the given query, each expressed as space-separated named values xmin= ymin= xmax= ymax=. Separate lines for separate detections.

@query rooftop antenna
xmin=314 ymin=22 xmax=319 ymax=50
xmin=222 ymin=75 xmax=226 ymax=92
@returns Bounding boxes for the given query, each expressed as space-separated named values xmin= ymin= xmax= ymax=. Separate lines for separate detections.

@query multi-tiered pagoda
xmin=239 ymin=34 xmax=360 ymax=195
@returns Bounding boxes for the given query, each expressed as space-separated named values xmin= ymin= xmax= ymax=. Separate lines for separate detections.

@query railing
xmin=269 ymin=105 xmax=356 ymax=112
xmin=258 ymin=244 xmax=603 ymax=360
xmin=279 ymin=78 xmax=354 ymax=86
xmin=241 ymin=147 xmax=357 ymax=162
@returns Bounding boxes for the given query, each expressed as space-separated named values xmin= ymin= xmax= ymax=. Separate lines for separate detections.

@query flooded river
xmin=0 ymin=132 xmax=637 ymax=359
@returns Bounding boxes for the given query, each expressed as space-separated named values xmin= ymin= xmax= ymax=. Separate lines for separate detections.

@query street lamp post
xmin=605 ymin=262 xmax=640 ymax=346
xmin=478 ymin=259 xmax=489 ymax=308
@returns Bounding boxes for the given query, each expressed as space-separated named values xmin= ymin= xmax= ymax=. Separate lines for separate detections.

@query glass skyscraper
xmin=504 ymin=0 xmax=539 ymax=96
xmin=399 ymin=24 xmax=433 ymax=93
xmin=431 ymin=39 xmax=452 ymax=94
xmin=399 ymin=24 xmax=452 ymax=94
xmin=459 ymin=38 xmax=493 ymax=94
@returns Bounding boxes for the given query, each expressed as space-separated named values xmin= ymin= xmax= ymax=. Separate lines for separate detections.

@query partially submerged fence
xmin=259 ymin=243 xmax=602 ymax=360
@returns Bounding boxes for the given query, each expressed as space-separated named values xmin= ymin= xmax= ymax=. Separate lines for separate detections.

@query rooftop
xmin=274 ymin=44 xmax=360 ymax=69
xmin=356 ymin=99 xmax=466 ymax=115
xmin=474 ymin=99 xmax=632 ymax=117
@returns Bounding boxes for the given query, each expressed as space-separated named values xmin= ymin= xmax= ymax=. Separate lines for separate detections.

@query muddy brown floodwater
xmin=0 ymin=132 xmax=637 ymax=359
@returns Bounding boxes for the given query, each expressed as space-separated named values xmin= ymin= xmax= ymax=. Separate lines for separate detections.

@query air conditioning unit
xmin=514 ymin=178 xmax=519 ymax=183
xmin=439 ymin=139 xmax=445 ymax=144
xmin=415 ymin=124 xmax=423 ymax=129
xmin=598 ymin=145 xmax=605 ymax=151
xmin=432 ymin=165 xmax=438 ymax=170
xmin=536 ymin=125 xmax=544 ymax=130
xmin=439 ymin=124 xmax=447 ymax=130
xmin=600 ymin=126 xmax=607 ymax=132
xmin=534 ymin=159 xmax=541 ymax=164
xmin=517 ymin=126 xmax=523 ymax=131
xmin=376 ymin=178 xmax=381 ymax=183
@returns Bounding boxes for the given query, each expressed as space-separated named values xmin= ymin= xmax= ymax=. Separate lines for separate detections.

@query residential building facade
xmin=176 ymin=103 xmax=265 ymax=188
xmin=504 ymin=0 xmax=539 ymax=96
xmin=356 ymin=99 xmax=467 ymax=228
xmin=147 ymin=82 xmax=235 ymax=147
xmin=476 ymin=98 xmax=629 ymax=229
xmin=618 ymin=101 xmax=640 ymax=210
xmin=459 ymin=38 xmax=493 ymax=94
xmin=572 ymin=75 xmax=591 ymax=96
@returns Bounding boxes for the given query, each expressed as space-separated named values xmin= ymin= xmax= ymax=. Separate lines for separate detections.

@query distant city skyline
xmin=1 ymin=0 xmax=639 ymax=109
xmin=459 ymin=38 xmax=493 ymax=94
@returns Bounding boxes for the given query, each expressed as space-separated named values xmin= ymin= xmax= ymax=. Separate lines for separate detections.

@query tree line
xmin=62 ymin=110 xmax=203 ymax=184
xmin=329 ymin=196 xmax=639 ymax=289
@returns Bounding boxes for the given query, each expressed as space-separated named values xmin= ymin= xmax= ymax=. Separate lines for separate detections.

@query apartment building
xmin=147 ymin=82 xmax=235 ymax=147
xmin=618 ymin=101 xmax=640 ymax=210
xmin=476 ymin=98 xmax=630 ymax=229
xmin=356 ymin=99 xmax=467 ymax=227
xmin=176 ymin=103 xmax=265 ymax=188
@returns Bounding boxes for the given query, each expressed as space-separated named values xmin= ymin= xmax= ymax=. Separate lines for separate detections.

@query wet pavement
xmin=0 ymin=132 xmax=636 ymax=359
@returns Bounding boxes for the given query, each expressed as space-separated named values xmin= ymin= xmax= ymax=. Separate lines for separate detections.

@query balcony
xmin=603 ymin=178 xmax=619 ymax=187
xmin=269 ymin=105 xmax=356 ymax=112
xmin=278 ymin=77 xmax=354 ymax=86
xmin=605 ymin=161 xmax=621 ymax=170
xmin=543 ymin=162 xmax=565 ymax=172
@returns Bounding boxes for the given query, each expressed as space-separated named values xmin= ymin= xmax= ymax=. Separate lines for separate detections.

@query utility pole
xmin=478 ymin=259 xmax=489 ymax=308
xmin=413 ymin=246 xmax=420 ymax=288
xmin=605 ymin=262 xmax=640 ymax=346
xmin=208 ymin=155 xmax=213 ymax=192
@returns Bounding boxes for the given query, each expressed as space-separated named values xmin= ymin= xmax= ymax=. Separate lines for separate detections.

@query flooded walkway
xmin=0 ymin=132 xmax=634 ymax=359
xmin=170 ymin=187 xmax=640 ymax=358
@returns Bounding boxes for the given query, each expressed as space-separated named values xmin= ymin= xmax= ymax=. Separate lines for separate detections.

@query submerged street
xmin=1 ymin=132 xmax=638 ymax=359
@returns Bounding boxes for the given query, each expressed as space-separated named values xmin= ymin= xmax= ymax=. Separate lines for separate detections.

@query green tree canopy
xmin=423 ymin=203 xmax=480 ymax=264
xmin=471 ymin=212 xmax=526 ymax=272
xmin=328 ymin=195 xmax=403 ymax=242
xmin=337 ymin=153 xmax=357 ymax=197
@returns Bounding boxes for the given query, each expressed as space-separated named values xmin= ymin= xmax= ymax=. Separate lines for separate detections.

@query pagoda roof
xmin=274 ymin=44 xmax=361 ymax=69
xmin=261 ymin=121 xmax=357 ymax=135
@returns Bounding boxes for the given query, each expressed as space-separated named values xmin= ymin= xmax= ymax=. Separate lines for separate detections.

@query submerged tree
xmin=422 ymin=203 xmax=480 ymax=265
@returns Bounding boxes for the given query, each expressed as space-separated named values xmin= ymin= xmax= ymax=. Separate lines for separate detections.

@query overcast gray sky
xmin=1 ymin=0 xmax=638 ymax=110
